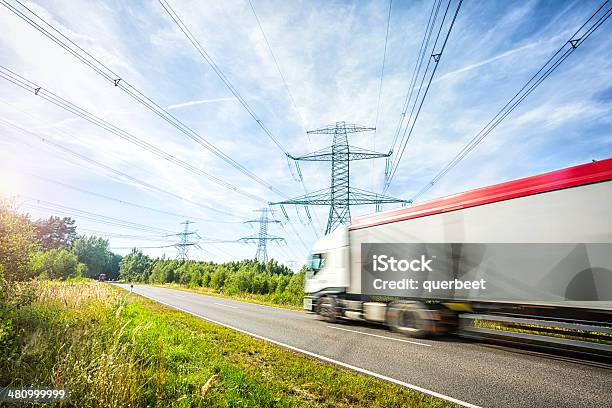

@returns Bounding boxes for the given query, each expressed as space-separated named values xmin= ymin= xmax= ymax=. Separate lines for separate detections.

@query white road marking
xmin=150 ymin=284 xmax=304 ymax=313
xmin=214 ymin=302 xmax=238 ymax=309
xmin=125 ymin=286 xmax=482 ymax=408
xmin=326 ymin=325 xmax=432 ymax=347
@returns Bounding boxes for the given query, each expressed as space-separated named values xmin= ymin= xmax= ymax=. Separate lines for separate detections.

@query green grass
xmin=152 ymin=282 xmax=304 ymax=310
xmin=1 ymin=281 xmax=453 ymax=407
xmin=473 ymin=319 xmax=612 ymax=345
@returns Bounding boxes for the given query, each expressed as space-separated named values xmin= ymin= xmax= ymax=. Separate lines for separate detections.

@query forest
xmin=0 ymin=198 xmax=305 ymax=307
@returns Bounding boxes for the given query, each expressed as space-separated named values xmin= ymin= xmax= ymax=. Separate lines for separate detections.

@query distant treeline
xmin=0 ymin=199 xmax=304 ymax=306
xmin=120 ymin=251 xmax=304 ymax=306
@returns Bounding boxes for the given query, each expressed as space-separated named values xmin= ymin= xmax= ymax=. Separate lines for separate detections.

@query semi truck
xmin=303 ymin=159 xmax=612 ymax=354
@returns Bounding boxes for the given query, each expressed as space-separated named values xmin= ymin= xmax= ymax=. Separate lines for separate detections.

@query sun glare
xmin=0 ymin=168 xmax=24 ymax=196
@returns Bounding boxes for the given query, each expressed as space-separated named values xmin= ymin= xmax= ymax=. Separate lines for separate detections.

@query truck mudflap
xmin=303 ymin=296 xmax=315 ymax=312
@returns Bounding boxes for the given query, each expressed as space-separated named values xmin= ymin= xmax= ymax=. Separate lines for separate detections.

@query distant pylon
xmin=174 ymin=220 xmax=198 ymax=261
xmin=272 ymin=122 xmax=409 ymax=234
xmin=239 ymin=208 xmax=285 ymax=263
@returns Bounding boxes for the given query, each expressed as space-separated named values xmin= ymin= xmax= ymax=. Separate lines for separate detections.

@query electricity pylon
xmin=174 ymin=220 xmax=199 ymax=261
xmin=272 ymin=121 xmax=409 ymax=234
xmin=239 ymin=208 xmax=285 ymax=263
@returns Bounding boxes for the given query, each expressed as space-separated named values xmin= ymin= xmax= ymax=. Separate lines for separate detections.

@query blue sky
xmin=0 ymin=0 xmax=610 ymax=266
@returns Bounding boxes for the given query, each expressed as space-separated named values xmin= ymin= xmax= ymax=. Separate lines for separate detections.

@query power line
xmin=0 ymin=0 xmax=290 ymax=199
xmin=0 ymin=99 xmax=246 ymax=224
xmin=387 ymin=0 xmax=443 ymax=157
xmin=273 ymin=122 xmax=409 ymax=234
xmin=201 ymin=244 xmax=232 ymax=260
xmin=371 ymin=0 xmax=393 ymax=192
xmin=18 ymin=198 xmax=174 ymax=234
xmin=410 ymin=0 xmax=611 ymax=202
xmin=21 ymin=205 xmax=172 ymax=235
xmin=157 ymin=0 xmax=322 ymax=239
xmin=77 ymin=229 xmax=177 ymax=241
xmin=0 ymin=98 xmax=130 ymax=171
xmin=111 ymin=244 xmax=177 ymax=250
xmin=190 ymin=246 xmax=221 ymax=259
xmin=157 ymin=0 xmax=290 ymax=156
xmin=246 ymin=0 xmax=323 ymax=236
xmin=0 ymin=117 xmax=244 ymax=219
xmin=1 ymin=102 xmax=311 ymax=258
xmin=1 ymin=0 xmax=316 ymax=255
xmin=159 ymin=0 xmax=317 ymax=249
xmin=0 ymin=65 xmax=268 ymax=204
xmin=273 ymin=206 xmax=310 ymax=253
xmin=21 ymin=199 xmax=236 ymax=248
xmin=23 ymin=171 xmax=244 ymax=224
xmin=1 ymin=117 xmax=241 ymax=219
xmin=248 ymin=0 xmax=310 ymax=143
xmin=373 ymin=0 xmax=393 ymax=146
xmin=100 ymin=228 xmax=239 ymax=257
xmin=84 ymin=228 xmax=235 ymax=244
xmin=175 ymin=220 xmax=198 ymax=261
xmin=239 ymin=208 xmax=285 ymax=263
xmin=384 ymin=0 xmax=463 ymax=191
xmin=0 ymin=107 xmax=253 ymax=256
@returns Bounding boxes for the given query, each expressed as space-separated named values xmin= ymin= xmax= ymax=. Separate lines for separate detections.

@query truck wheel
xmin=316 ymin=296 xmax=339 ymax=323
xmin=386 ymin=301 xmax=432 ymax=338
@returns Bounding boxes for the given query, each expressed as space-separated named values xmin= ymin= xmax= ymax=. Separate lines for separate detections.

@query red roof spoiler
xmin=350 ymin=158 xmax=612 ymax=231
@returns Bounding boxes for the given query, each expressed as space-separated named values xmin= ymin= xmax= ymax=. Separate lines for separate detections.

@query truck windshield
xmin=307 ymin=253 xmax=326 ymax=273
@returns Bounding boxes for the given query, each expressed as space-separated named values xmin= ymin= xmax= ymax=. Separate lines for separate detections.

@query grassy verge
xmin=150 ymin=282 xmax=304 ymax=310
xmin=473 ymin=319 xmax=612 ymax=345
xmin=1 ymin=281 xmax=453 ymax=407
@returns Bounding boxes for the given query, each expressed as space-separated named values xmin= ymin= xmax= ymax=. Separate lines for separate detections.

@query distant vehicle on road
xmin=303 ymin=159 xmax=612 ymax=355
xmin=98 ymin=273 xmax=107 ymax=282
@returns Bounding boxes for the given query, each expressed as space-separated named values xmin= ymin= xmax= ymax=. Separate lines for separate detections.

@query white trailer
xmin=303 ymin=159 xmax=612 ymax=349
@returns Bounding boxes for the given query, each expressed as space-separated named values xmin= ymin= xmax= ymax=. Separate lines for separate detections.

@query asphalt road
xmin=114 ymin=284 xmax=612 ymax=408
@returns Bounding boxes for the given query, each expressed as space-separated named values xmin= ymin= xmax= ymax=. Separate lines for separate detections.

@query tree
xmin=284 ymin=269 xmax=305 ymax=300
xmin=119 ymin=249 xmax=152 ymax=282
xmin=149 ymin=259 xmax=178 ymax=284
xmin=34 ymin=216 xmax=77 ymax=250
xmin=76 ymin=263 xmax=88 ymax=277
xmin=104 ymin=253 xmax=122 ymax=281
xmin=31 ymin=249 xmax=79 ymax=280
xmin=0 ymin=199 xmax=39 ymax=282
xmin=71 ymin=236 xmax=111 ymax=278
xmin=149 ymin=260 xmax=167 ymax=284
xmin=209 ymin=267 xmax=228 ymax=291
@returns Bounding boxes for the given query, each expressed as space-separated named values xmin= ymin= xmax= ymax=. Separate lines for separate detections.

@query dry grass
xmin=0 ymin=281 xmax=454 ymax=407
xmin=2 ymin=281 xmax=147 ymax=407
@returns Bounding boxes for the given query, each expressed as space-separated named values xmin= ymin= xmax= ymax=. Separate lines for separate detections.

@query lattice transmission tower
xmin=174 ymin=220 xmax=199 ymax=261
xmin=272 ymin=122 xmax=409 ymax=234
xmin=239 ymin=208 xmax=285 ymax=263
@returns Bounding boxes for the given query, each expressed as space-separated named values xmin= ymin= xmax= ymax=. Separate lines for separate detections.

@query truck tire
xmin=316 ymin=296 xmax=339 ymax=323
xmin=386 ymin=301 xmax=432 ymax=338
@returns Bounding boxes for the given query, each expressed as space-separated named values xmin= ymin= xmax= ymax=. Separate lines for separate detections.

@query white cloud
xmin=165 ymin=97 xmax=236 ymax=110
